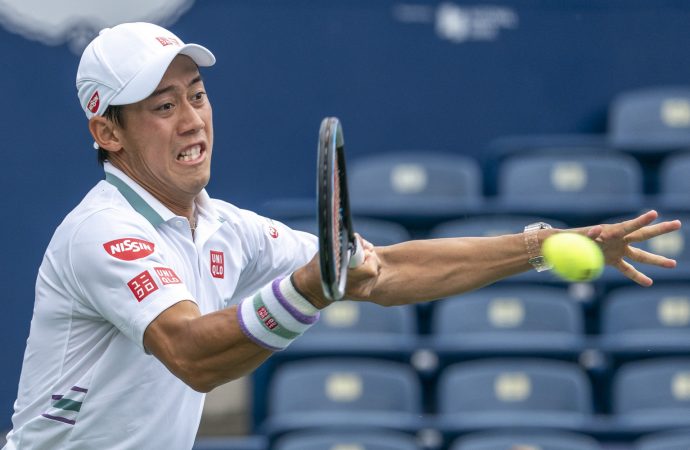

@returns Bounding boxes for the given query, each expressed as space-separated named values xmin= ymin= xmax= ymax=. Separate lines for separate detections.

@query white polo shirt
xmin=4 ymin=162 xmax=317 ymax=450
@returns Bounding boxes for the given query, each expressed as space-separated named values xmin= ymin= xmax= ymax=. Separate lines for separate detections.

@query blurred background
xmin=3 ymin=1 xmax=690 ymax=449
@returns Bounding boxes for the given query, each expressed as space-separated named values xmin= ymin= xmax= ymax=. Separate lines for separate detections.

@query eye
xmin=156 ymin=102 xmax=175 ymax=112
xmin=191 ymin=91 xmax=207 ymax=102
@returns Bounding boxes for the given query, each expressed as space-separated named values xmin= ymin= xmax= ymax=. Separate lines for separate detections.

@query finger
xmin=626 ymin=246 xmax=678 ymax=268
xmin=354 ymin=233 xmax=375 ymax=251
xmin=625 ymin=219 xmax=682 ymax=243
xmin=615 ymin=259 xmax=653 ymax=287
xmin=620 ymin=210 xmax=659 ymax=235
xmin=587 ymin=225 xmax=603 ymax=240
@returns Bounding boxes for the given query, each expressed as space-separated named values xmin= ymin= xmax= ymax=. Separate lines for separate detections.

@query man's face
xmin=114 ymin=55 xmax=213 ymax=210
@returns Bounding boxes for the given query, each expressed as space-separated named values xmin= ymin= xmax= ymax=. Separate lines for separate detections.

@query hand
xmin=343 ymin=234 xmax=381 ymax=300
xmin=584 ymin=210 xmax=681 ymax=286
xmin=290 ymin=234 xmax=381 ymax=308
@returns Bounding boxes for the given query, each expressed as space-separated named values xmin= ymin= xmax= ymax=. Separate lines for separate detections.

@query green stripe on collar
xmin=105 ymin=173 xmax=165 ymax=227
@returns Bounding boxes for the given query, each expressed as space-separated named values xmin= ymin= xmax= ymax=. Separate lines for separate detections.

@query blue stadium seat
xmin=272 ymin=429 xmax=420 ymax=450
xmin=634 ymin=429 xmax=690 ymax=450
xmin=261 ymin=358 xmax=423 ymax=437
xmin=434 ymin=358 xmax=593 ymax=435
xmin=599 ymin=283 xmax=690 ymax=359
xmin=609 ymin=86 xmax=690 ymax=153
xmin=282 ymin=301 xmax=419 ymax=358
xmin=658 ymin=152 xmax=690 ymax=210
xmin=449 ymin=429 xmax=603 ymax=450
xmin=611 ymin=358 xmax=690 ymax=435
xmin=494 ymin=151 xmax=644 ymax=224
xmin=429 ymin=285 xmax=587 ymax=360
xmin=483 ymin=134 xmax=609 ymax=196
xmin=192 ymin=436 xmax=268 ymax=450
xmin=347 ymin=152 xmax=484 ymax=224
xmin=282 ymin=216 xmax=412 ymax=246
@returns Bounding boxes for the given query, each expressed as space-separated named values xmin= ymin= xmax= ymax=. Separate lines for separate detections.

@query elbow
xmin=174 ymin=358 xmax=242 ymax=393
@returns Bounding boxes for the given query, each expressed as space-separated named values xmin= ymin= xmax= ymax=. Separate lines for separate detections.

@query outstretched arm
xmin=293 ymin=210 xmax=681 ymax=307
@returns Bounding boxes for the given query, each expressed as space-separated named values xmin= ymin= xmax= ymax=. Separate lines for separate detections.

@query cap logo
xmin=87 ymin=91 xmax=100 ymax=113
xmin=156 ymin=36 xmax=181 ymax=47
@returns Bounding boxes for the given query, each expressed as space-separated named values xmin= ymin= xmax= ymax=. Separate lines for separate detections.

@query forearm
xmin=145 ymin=302 xmax=273 ymax=392
xmin=368 ymin=234 xmax=537 ymax=305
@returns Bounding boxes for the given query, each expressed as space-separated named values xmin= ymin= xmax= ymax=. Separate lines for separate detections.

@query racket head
xmin=317 ymin=117 xmax=356 ymax=301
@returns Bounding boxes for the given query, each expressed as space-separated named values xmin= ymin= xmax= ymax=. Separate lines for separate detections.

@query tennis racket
xmin=317 ymin=117 xmax=364 ymax=301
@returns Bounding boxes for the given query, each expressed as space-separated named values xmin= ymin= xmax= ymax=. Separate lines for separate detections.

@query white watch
xmin=524 ymin=222 xmax=553 ymax=272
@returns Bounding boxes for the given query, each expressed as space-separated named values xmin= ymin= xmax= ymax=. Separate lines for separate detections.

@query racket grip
xmin=349 ymin=238 xmax=365 ymax=268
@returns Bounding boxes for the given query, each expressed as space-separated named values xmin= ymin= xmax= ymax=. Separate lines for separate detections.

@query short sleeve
xmin=67 ymin=209 xmax=196 ymax=350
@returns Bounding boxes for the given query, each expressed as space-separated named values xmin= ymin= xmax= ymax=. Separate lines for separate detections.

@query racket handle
xmin=349 ymin=238 xmax=365 ymax=268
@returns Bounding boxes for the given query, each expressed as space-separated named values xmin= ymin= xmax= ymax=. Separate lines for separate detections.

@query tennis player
xmin=3 ymin=22 xmax=680 ymax=449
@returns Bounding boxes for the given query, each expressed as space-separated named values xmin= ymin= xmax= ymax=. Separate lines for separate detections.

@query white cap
xmin=76 ymin=22 xmax=216 ymax=119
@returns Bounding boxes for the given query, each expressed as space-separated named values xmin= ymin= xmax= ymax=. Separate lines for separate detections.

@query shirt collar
xmin=104 ymin=161 xmax=223 ymax=227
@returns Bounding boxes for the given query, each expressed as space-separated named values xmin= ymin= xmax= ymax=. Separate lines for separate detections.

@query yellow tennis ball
xmin=542 ymin=232 xmax=604 ymax=282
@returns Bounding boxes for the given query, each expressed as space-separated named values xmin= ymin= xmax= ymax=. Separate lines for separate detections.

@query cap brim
xmin=110 ymin=43 xmax=216 ymax=106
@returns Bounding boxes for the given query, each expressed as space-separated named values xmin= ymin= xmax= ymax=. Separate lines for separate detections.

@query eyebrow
xmin=148 ymin=75 xmax=203 ymax=99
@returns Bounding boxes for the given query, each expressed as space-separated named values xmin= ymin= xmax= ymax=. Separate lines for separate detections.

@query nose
xmin=178 ymin=100 xmax=205 ymax=135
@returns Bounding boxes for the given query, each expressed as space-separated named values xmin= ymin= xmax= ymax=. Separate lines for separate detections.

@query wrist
xmin=236 ymin=276 xmax=320 ymax=351
xmin=291 ymin=268 xmax=331 ymax=310
xmin=524 ymin=222 xmax=555 ymax=272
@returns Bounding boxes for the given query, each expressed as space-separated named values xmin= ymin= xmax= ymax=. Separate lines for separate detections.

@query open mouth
xmin=177 ymin=144 xmax=203 ymax=162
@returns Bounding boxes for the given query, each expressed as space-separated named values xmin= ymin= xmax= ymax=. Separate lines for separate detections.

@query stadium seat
xmin=261 ymin=358 xmax=424 ymax=437
xmin=599 ymin=283 xmax=690 ymax=359
xmin=281 ymin=300 xmax=419 ymax=358
xmin=347 ymin=151 xmax=484 ymax=225
xmin=483 ymin=134 xmax=609 ymax=196
xmin=272 ymin=429 xmax=420 ymax=450
xmin=658 ymin=152 xmax=690 ymax=210
xmin=608 ymin=86 xmax=690 ymax=153
xmin=634 ymin=429 xmax=690 ymax=450
xmin=429 ymin=285 xmax=587 ymax=360
xmin=282 ymin=216 xmax=412 ymax=246
xmin=611 ymin=358 xmax=690 ymax=435
xmin=192 ymin=435 xmax=268 ymax=450
xmin=449 ymin=429 xmax=603 ymax=450
xmin=494 ymin=150 xmax=644 ymax=224
xmin=434 ymin=358 xmax=593 ymax=435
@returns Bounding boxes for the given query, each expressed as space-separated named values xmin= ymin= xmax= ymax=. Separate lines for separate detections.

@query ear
xmin=88 ymin=116 xmax=123 ymax=152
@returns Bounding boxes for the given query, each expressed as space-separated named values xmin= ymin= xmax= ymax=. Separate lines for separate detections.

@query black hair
xmin=96 ymin=105 xmax=125 ymax=166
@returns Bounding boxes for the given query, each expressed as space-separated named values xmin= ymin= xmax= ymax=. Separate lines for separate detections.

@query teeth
xmin=178 ymin=145 xmax=201 ymax=162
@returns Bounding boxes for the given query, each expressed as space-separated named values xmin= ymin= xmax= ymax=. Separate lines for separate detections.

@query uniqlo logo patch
xmin=154 ymin=267 xmax=181 ymax=285
xmin=128 ymin=270 xmax=158 ymax=302
xmin=210 ymin=250 xmax=224 ymax=279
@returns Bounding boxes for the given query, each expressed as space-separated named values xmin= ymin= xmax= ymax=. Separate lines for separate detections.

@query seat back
xmin=635 ymin=429 xmax=690 ymax=450
xmin=268 ymin=358 xmax=422 ymax=416
xmin=659 ymin=152 xmax=690 ymax=209
xmin=433 ymin=285 xmax=582 ymax=335
xmin=609 ymin=86 xmax=690 ymax=152
xmin=497 ymin=151 xmax=643 ymax=204
xmin=613 ymin=358 xmax=690 ymax=415
xmin=305 ymin=301 xmax=417 ymax=337
xmin=273 ymin=430 xmax=420 ymax=450
xmin=602 ymin=284 xmax=690 ymax=335
xmin=437 ymin=359 xmax=592 ymax=415
xmin=449 ymin=430 xmax=603 ymax=450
